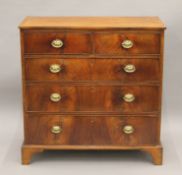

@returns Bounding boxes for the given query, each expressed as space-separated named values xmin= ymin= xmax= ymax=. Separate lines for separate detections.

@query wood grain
xmin=23 ymin=30 xmax=92 ymax=54
xmin=94 ymin=32 xmax=160 ymax=55
xmin=25 ymin=84 xmax=160 ymax=113
xmin=25 ymin=115 xmax=160 ymax=146
xmin=19 ymin=16 xmax=166 ymax=29
xmin=25 ymin=58 xmax=160 ymax=82
xmin=20 ymin=16 xmax=165 ymax=165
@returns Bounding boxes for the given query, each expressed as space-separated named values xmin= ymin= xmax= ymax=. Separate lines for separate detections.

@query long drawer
xmin=25 ymin=84 xmax=159 ymax=113
xmin=25 ymin=58 xmax=160 ymax=82
xmin=25 ymin=115 xmax=160 ymax=145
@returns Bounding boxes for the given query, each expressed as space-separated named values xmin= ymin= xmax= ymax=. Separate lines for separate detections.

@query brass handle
xmin=123 ymin=93 xmax=135 ymax=102
xmin=49 ymin=64 xmax=62 ymax=73
xmin=123 ymin=64 xmax=136 ymax=73
xmin=51 ymin=125 xmax=62 ymax=134
xmin=51 ymin=39 xmax=64 ymax=48
xmin=122 ymin=40 xmax=133 ymax=49
xmin=123 ymin=125 xmax=134 ymax=134
xmin=50 ymin=93 xmax=61 ymax=102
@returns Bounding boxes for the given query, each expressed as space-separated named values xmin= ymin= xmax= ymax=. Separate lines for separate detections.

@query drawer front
xmin=25 ymin=115 xmax=159 ymax=145
xmin=94 ymin=32 xmax=160 ymax=55
xmin=23 ymin=31 xmax=92 ymax=54
xmin=25 ymin=58 xmax=160 ymax=82
xmin=25 ymin=84 xmax=159 ymax=113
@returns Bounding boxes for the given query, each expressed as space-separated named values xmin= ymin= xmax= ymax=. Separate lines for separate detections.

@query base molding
xmin=21 ymin=143 xmax=163 ymax=165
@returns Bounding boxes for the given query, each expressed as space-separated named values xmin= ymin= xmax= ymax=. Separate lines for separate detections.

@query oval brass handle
xmin=122 ymin=40 xmax=133 ymax=49
xmin=51 ymin=125 xmax=62 ymax=134
xmin=123 ymin=93 xmax=135 ymax=102
xmin=123 ymin=125 xmax=134 ymax=134
xmin=50 ymin=93 xmax=61 ymax=102
xmin=123 ymin=64 xmax=136 ymax=73
xmin=49 ymin=64 xmax=62 ymax=73
xmin=51 ymin=39 xmax=64 ymax=48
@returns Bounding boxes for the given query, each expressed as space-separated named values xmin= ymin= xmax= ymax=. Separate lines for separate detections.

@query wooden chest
xmin=19 ymin=17 xmax=166 ymax=165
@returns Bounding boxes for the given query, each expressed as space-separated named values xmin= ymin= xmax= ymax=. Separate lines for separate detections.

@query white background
xmin=0 ymin=0 xmax=182 ymax=174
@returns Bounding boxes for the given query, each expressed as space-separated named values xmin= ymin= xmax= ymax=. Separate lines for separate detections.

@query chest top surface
xmin=19 ymin=16 xmax=165 ymax=29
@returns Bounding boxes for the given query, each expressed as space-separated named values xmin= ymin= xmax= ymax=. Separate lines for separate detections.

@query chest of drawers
xmin=19 ymin=17 xmax=165 ymax=165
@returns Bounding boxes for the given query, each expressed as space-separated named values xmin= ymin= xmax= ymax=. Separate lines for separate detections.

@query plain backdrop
xmin=0 ymin=0 xmax=182 ymax=174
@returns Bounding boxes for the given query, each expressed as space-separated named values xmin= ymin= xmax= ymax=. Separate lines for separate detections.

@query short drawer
xmin=25 ymin=58 xmax=160 ymax=82
xmin=94 ymin=32 xmax=160 ymax=55
xmin=23 ymin=30 xmax=92 ymax=54
xmin=25 ymin=84 xmax=159 ymax=113
xmin=25 ymin=115 xmax=160 ymax=145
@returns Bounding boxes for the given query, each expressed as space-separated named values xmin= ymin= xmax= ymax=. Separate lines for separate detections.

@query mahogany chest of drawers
xmin=19 ymin=17 xmax=165 ymax=165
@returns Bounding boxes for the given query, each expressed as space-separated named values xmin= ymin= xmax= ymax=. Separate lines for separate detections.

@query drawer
xmin=23 ymin=30 xmax=92 ymax=54
xmin=25 ymin=58 xmax=160 ymax=82
xmin=25 ymin=115 xmax=160 ymax=145
xmin=25 ymin=84 xmax=159 ymax=113
xmin=94 ymin=32 xmax=160 ymax=55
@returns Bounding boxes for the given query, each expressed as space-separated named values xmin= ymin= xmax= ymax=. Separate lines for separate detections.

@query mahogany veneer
xmin=19 ymin=17 xmax=166 ymax=165
xmin=25 ymin=115 xmax=160 ymax=146
xmin=25 ymin=58 xmax=160 ymax=82
xmin=25 ymin=84 xmax=159 ymax=113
